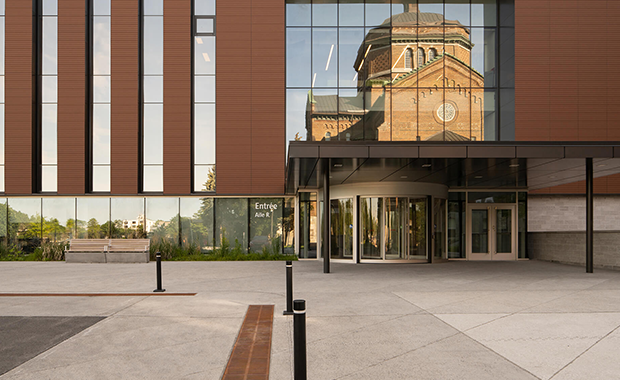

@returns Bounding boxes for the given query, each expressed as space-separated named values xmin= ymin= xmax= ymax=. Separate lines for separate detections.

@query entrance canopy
xmin=286 ymin=142 xmax=620 ymax=193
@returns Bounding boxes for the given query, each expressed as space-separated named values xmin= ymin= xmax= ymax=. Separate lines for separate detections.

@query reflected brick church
xmin=307 ymin=5 xmax=485 ymax=142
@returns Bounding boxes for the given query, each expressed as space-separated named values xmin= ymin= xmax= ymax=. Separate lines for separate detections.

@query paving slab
xmin=0 ymin=317 xmax=104 ymax=376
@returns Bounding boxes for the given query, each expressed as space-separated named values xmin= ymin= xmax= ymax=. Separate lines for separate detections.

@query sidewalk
xmin=1 ymin=260 xmax=620 ymax=379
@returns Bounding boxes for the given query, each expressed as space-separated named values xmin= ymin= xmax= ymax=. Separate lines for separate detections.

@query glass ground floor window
xmin=0 ymin=196 xmax=294 ymax=255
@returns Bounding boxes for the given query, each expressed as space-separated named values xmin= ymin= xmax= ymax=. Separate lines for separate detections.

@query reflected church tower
xmin=307 ymin=5 xmax=485 ymax=142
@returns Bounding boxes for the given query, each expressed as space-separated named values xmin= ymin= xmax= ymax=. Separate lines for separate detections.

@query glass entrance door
xmin=408 ymin=198 xmax=426 ymax=260
xmin=468 ymin=205 xmax=516 ymax=260
xmin=360 ymin=197 xmax=428 ymax=261
xmin=385 ymin=198 xmax=407 ymax=260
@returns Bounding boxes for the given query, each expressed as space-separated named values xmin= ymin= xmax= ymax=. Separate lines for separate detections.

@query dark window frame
xmin=194 ymin=16 xmax=215 ymax=36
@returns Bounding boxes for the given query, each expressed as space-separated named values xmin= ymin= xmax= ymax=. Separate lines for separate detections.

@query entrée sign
xmin=254 ymin=202 xmax=278 ymax=218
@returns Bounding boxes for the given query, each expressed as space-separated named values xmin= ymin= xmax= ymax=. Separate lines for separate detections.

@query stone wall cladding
xmin=528 ymin=195 xmax=620 ymax=232
xmin=528 ymin=231 xmax=620 ymax=271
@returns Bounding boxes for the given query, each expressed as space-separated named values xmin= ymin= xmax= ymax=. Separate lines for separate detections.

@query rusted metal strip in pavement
xmin=0 ymin=293 xmax=196 ymax=297
xmin=222 ymin=305 xmax=274 ymax=380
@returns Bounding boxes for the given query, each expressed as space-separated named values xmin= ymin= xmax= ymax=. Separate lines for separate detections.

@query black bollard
xmin=293 ymin=299 xmax=307 ymax=380
xmin=153 ymin=252 xmax=166 ymax=293
xmin=283 ymin=261 xmax=294 ymax=315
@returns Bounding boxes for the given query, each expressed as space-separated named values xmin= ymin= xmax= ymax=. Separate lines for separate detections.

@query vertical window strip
xmin=92 ymin=0 xmax=111 ymax=192
xmin=143 ymin=0 xmax=164 ymax=192
xmin=193 ymin=0 xmax=216 ymax=192
xmin=0 ymin=4 xmax=5 ymax=192
xmin=41 ymin=0 xmax=58 ymax=192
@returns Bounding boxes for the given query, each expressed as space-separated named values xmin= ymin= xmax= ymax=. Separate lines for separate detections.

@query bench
xmin=65 ymin=239 xmax=150 ymax=263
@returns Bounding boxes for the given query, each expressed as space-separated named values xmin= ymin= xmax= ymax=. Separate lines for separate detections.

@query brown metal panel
xmin=163 ymin=0 xmax=192 ymax=194
xmin=217 ymin=0 xmax=253 ymax=194
xmin=251 ymin=0 xmax=284 ymax=194
xmin=288 ymin=146 xmax=319 ymax=159
xmin=5 ymin=0 xmax=32 ymax=194
xmin=57 ymin=0 xmax=86 ymax=194
xmin=467 ymin=146 xmax=516 ymax=158
xmin=369 ymin=146 xmax=419 ymax=159
xmin=517 ymin=146 xmax=564 ymax=158
xmin=419 ymin=146 xmax=467 ymax=158
xmin=565 ymin=146 xmax=614 ymax=158
xmin=320 ymin=146 xmax=368 ymax=159
xmin=111 ymin=0 xmax=139 ymax=194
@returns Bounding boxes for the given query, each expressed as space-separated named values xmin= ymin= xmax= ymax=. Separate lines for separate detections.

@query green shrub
xmin=0 ymin=242 xmax=23 ymax=261
xmin=40 ymin=241 xmax=68 ymax=261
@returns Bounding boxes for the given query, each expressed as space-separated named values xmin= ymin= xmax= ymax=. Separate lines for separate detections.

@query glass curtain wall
xmin=0 ymin=3 xmax=4 ymax=192
xmin=146 ymin=197 xmax=179 ymax=242
xmin=285 ymin=0 xmax=514 ymax=142
xmin=360 ymin=196 xmax=427 ymax=260
xmin=330 ymin=198 xmax=353 ymax=259
xmin=180 ymin=197 xmax=214 ymax=251
xmin=193 ymin=0 xmax=216 ymax=192
xmin=447 ymin=191 xmax=466 ymax=258
xmin=409 ymin=198 xmax=426 ymax=259
xmin=433 ymin=197 xmax=446 ymax=259
xmin=2 ymin=197 xmax=290 ymax=253
xmin=92 ymin=0 xmax=111 ymax=192
xmin=250 ymin=198 xmax=284 ymax=254
xmin=299 ymin=192 xmax=317 ymax=258
xmin=361 ymin=197 xmax=382 ymax=259
xmin=42 ymin=1 xmax=58 ymax=192
xmin=143 ymin=0 xmax=164 ymax=191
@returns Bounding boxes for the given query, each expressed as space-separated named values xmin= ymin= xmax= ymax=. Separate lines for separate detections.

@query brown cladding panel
xmin=164 ymin=0 xmax=192 ymax=194
xmin=217 ymin=0 xmax=253 ymax=194
xmin=57 ymin=0 xmax=86 ymax=194
xmin=111 ymin=0 xmax=139 ymax=194
xmin=5 ymin=1 xmax=32 ymax=194
xmin=251 ymin=0 xmax=285 ymax=194
xmin=516 ymin=0 xmax=620 ymax=194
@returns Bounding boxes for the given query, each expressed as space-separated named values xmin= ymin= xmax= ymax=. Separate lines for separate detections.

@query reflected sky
xmin=144 ymin=104 xmax=163 ymax=165
xmin=8 ymin=198 xmax=42 ymax=220
xmin=42 ymin=104 xmax=57 ymax=165
xmin=93 ymin=17 xmax=110 ymax=75
xmin=42 ymin=76 xmax=57 ymax=103
xmin=194 ymin=104 xmax=215 ymax=165
xmin=144 ymin=165 xmax=163 ymax=192
xmin=145 ymin=0 xmax=163 ymax=16
xmin=195 ymin=0 xmax=216 ymax=16
xmin=0 ymin=18 xmax=4 ymax=75
xmin=143 ymin=11 xmax=164 ymax=192
xmin=0 ymin=105 xmax=4 ymax=165
xmin=93 ymin=166 xmax=110 ymax=192
xmin=93 ymin=104 xmax=110 ymax=165
xmin=146 ymin=197 xmax=178 ymax=221
xmin=42 ymin=17 xmax=57 ymax=75
xmin=144 ymin=17 xmax=163 ymax=75
xmin=77 ymin=197 xmax=109 ymax=224
xmin=111 ymin=197 xmax=144 ymax=221
xmin=195 ymin=36 xmax=215 ymax=75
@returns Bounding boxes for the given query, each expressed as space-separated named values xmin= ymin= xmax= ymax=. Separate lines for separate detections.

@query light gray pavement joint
xmin=0 ymin=260 xmax=619 ymax=379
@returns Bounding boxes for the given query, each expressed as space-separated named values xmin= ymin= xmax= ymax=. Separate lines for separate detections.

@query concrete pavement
xmin=1 ymin=260 xmax=619 ymax=379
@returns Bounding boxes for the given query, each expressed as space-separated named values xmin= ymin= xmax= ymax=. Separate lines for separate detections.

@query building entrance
xmin=468 ymin=204 xmax=516 ymax=260
xmin=361 ymin=197 xmax=427 ymax=262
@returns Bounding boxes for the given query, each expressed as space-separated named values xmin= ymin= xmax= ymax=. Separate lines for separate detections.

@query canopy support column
xmin=586 ymin=157 xmax=594 ymax=274
xmin=323 ymin=160 xmax=330 ymax=274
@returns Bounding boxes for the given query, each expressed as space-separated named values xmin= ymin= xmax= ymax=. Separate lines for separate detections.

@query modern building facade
xmin=1 ymin=0 xmax=620 ymax=271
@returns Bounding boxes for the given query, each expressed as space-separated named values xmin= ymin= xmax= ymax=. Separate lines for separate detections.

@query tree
xmin=87 ymin=218 xmax=102 ymax=238
xmin=202 ymin=166 xmax=216 ymax=192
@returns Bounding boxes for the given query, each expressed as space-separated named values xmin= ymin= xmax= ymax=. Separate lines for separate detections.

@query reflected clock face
xmin=437 ymin=103 xmax=456 ymax=122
